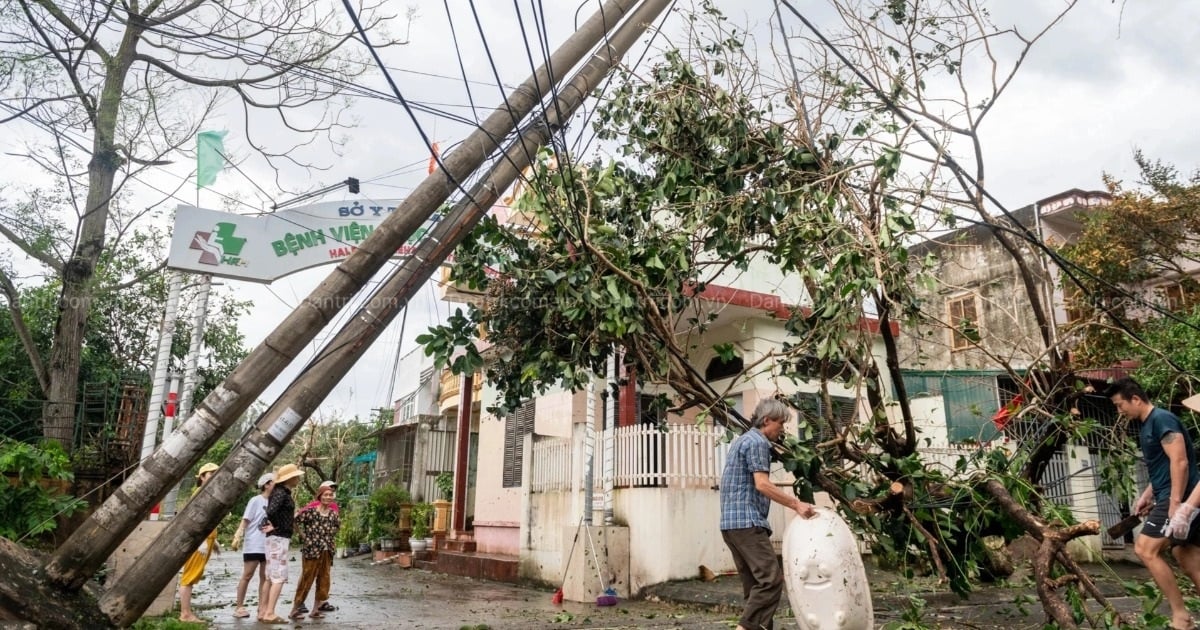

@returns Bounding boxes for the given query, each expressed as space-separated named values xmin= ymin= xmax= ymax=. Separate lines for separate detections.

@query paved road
xmin=190 ymin=552 xmax=756 ymax=629
xmin=186 ymin=551 xmax=1170 ymax=628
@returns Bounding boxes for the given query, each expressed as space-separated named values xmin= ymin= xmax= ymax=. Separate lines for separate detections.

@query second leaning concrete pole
xmin=99 ymin=1 xmax=674 ymax=624
xmin=44 ymin=0 xmax=645 ymax=592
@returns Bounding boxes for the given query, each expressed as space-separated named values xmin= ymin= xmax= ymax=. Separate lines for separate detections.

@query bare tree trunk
xmin=41 ymin=23 xmax=145 ymax=450
xmin=42 ymin=0 xmax=643 ymax=593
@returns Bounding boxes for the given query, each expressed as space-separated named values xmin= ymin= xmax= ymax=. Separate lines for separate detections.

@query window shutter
xmin=792 ymin=393 xmax=857 ymax=445
xmin=502 ymin=400 xmax=535 ymax=488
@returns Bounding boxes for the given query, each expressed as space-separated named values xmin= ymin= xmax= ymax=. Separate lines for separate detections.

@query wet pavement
xmin=190 ymin=551 xmax=748 ymax=629
xmin=184 ymin=549 xmax=1175 ymax=628
xmin=646 ymin=549 xmax=1174 ymax=628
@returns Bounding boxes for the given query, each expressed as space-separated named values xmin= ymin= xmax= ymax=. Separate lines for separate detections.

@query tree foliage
xmin=0 ymin=233 xmax=250 ymax=444
xmin=1060 ymin=154 xmax=1200 ymax=368
xmin=422 ymin=41 xmax=885 ymax=418
xmin=274 ymin=412 xmax=381 ymax=499
xmin=419 ymin=3 xmax=1134 ymax=625
xmin=0 ymin=0 xmax=405 ymax=449
xmin=0 ymin=439 xmax=87 ymax=543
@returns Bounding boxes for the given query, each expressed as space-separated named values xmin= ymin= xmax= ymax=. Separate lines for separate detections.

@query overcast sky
xmin=5 ymin=0 xmax=1200 ymax=423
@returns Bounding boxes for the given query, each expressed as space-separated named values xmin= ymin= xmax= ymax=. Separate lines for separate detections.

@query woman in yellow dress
xmin=179 ymin=462 xmax=220 ymax=623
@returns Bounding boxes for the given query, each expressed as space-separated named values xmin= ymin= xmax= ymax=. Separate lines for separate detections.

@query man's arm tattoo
xmin=1162 ymin=432 xmax=1180 ymax=445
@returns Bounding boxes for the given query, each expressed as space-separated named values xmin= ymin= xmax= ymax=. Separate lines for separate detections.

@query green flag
xmin=196 ymin=130 xmax=228 ymax=189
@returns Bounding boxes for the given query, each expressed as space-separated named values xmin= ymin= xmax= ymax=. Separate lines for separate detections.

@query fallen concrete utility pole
xmin=99 ymin=1 xmax=673 ymax=622
xmin=42 ymin=0 xmax=645 ymax=594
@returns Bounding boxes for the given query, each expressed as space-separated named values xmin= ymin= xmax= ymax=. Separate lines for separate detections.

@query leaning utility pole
xmin=100 ymin=0 xmax=673 ymax=622
xmin=44 ymin=0 xmax=647 ymax=593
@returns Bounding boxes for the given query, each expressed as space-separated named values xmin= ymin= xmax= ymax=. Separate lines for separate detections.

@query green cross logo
xmin=190 ymin=222 xmax=247 ymax=266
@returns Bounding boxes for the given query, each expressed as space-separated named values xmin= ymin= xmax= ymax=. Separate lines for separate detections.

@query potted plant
xmin=433 ymin=472 xmax=453 ymax=534
xmin=435 ymin=471 xmax=453 ymax=501
xmin=379 ymin=527 xmax=397 ymax=552
xmin=335 ymin=499 xmax=365 ymax=557
xmin=367 ymin=482 xmax=411 ymax=549
xmin=410 ymin=501 xmax=433 ymax=550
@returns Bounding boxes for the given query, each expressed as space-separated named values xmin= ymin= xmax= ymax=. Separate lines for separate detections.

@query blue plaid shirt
xmin=720 ymin=428 xmax=772 ymax=532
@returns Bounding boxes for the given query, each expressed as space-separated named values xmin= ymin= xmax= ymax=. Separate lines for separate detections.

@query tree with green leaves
xmin=0 ymin=0 xmax=408 ymax=450
xmin=0 ymin=228 xmax=250 ymax=447
xmin=420 ymin=2 xmax=1140 ymax=626
xmin=1060 ymin=154 xmax=1200 ymax=371
xmin=274 ymin=411 xmax=381 ymax=498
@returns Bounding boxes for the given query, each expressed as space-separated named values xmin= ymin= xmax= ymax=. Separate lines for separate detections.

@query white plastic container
xmin=782 ymin=507 xmax=874 ymax=629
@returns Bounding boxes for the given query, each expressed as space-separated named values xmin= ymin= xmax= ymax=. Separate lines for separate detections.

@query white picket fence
xmin=918 ymin=445 xmax=988 ymax=476
xmin=530 ymin=435 xmax=573 ymax=492
xmin=614 ymin=424 xmax=730 ymax=488
xmin=529 ymin=424 xmax=732 ymax=493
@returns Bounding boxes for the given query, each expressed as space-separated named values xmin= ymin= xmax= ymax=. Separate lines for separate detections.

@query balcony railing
xmin=438 ymin=370 xmax=483 ymax=412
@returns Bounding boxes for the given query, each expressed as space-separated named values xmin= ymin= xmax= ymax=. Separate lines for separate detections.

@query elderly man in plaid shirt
xmin=720 ymin=398 xmax=815 ymax=630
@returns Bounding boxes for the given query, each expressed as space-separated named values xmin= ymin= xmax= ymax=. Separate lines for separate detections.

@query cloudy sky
xmin=5 ymin=0 xmax=1200 ymax=423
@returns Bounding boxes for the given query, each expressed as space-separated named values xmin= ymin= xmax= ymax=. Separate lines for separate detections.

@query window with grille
xmin=400 ymin=395 xmax=416 ymax=422
xmin=380 ymin=425 xmax=416 ymax=483
xmin=997 ymin=375 xmax=1022 ymax=408
xmin=1163 ymin=284 xmax=1187 ymax=311
xmin=1062 ymin=285 xmax=1086 ymax=324
xmin=947 ymin=294 xmax=980 ymax=351
xmin=502 ymin=400 xmax=535 ymax=488
xmin=790 ymin=393 xmax=857 ymax=446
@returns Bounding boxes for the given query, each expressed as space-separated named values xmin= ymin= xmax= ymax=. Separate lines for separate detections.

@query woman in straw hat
xmin=178 ymin=462 xmax=220 ymax=623
xmin=230 ymin=472 xmax=274 ymax=619
xmin=258 ymin=463 xmax=304 ymax=623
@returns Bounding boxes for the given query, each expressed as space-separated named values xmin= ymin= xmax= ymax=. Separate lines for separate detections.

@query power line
xmin=443 ymin=0 xmax=482 ymax=124
xmin=45 ymin=0 xmax=491 ymax=129
xmin=572 ymin=0 xmax=678 ymax=157
xmin=774 ymin=0 xmax=1199 ymax=371
xmin=14 ymin=0 xmax=547 ymax=216
xmin=466 ymin=0 xmax=541 ymax=182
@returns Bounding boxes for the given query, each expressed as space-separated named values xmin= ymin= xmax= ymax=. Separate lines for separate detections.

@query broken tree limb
xmin=849 ymin=480 xmax=910 ymax=515
xmin=981 ymin=479 xmax=1103 ymax=630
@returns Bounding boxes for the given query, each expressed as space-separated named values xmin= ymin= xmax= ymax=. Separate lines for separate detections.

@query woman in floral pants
xmin=289 ymin=486 xmax=341 ymax=619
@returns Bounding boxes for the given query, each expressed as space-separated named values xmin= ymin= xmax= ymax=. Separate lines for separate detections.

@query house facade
xmin=452 ymin=248 xmax=896 ymax=597
xmin=376 ymin=344 xmax=481 ymax=509
xmin=893 ymin=188 xmax=1145 ymax=550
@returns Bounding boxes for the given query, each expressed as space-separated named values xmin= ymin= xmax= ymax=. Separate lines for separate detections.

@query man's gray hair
xmin=750 ymin=398 xmax=791 ymax=429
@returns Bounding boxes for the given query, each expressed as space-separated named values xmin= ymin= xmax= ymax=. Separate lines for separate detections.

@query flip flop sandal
xmin=317 ymin=603 xmax=337 ymax=612
xmin=261 ymin=616 xmax=289 ymax=624
xmin=288 ymin=609 xmax=305 ymax=620
xmin=309 ymin=611 xmax=325 ymax=619
xmin=233 ymin=608 xmax=251 ymax=618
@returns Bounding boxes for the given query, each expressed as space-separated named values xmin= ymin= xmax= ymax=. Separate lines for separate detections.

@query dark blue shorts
xmin=1140 ymin=502 xmax=1171 ymax=538
xmin=243 ymin=552 xmax=266 ymax=563
xmin=1140 ymin=502 xmax=1200 ymax=545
